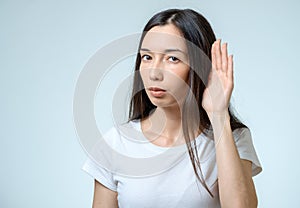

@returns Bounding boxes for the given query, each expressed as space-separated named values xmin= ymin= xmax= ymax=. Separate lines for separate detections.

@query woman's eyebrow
xmin=140 ymin=48 xmax=186 ymax=54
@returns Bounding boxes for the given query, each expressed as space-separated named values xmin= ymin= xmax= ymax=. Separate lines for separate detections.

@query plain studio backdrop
xmin=1 ymin=0 xmax=299 ymax=207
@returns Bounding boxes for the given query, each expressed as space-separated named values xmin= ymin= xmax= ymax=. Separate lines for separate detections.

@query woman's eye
xmin=168 ymin=56 xmax=179 ymax=63
xmin=141 ymin=55 xmax=152 ymax=61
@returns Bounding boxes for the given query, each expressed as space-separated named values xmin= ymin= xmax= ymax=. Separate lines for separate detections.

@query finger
xmin=215 ymin=39 xmax=222 ymax=70
xmin=228 ymin=55 xmax=234 ymax=82
xmin=211 ymin=41 xmax=217 ymax=70
xmin=221 ymin=42 xmax=228 ymax=73
xmin=208 ymin=63 xmax=218 ymax=88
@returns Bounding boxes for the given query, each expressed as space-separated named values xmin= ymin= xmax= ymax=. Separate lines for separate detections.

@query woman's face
xmin=139 ymin=24 xmax=190 ymax=108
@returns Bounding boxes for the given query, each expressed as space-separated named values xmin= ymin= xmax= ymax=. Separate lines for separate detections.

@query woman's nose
xmin=149 ymin=60 xmax=163 ymax=81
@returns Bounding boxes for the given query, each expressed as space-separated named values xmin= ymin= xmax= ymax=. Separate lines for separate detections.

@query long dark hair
xmin=128 ymin=8 xmax=247 ymax=197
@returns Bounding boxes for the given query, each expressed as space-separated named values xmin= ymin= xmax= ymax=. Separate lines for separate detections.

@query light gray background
xmin=1 ymin=0 xmax=299 ymax=207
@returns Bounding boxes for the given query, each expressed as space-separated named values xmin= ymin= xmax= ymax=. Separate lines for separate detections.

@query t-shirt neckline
xmin=129 ymin=119 xmax=207 ymax=151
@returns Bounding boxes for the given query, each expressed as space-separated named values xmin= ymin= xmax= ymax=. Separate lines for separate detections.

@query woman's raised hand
xmin=202 ymin=39 xmax=234 ymax=118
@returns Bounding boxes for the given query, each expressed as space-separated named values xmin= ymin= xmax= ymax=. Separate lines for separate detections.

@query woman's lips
xmin=148 ymin=87 xmax=166 ymax=97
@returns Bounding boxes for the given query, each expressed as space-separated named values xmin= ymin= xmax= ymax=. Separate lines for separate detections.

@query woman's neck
xmin=141 ymin=106 xmax=185 ymax=146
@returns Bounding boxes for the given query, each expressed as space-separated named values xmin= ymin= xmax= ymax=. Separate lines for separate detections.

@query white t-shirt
xmin=82 ymin=119 xmax=262 ymax=208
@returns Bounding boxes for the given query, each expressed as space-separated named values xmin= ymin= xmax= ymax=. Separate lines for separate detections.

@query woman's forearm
xmin=209 ymin=111 xmax=257 ymax=208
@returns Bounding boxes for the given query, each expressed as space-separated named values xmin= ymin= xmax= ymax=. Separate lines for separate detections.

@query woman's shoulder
xmin=106 ymin=119 xmax=142 ymax=142
xmin=102 ymin=120 xmax=140 ymax=140
xmin=101 ymin=119 xmax=152 ymax=154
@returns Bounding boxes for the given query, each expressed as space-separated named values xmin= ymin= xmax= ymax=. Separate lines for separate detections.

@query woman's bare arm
xmin=211 ymin=115 xmax=258 ymax=208
xmin=92 ymin=180 xmax=118 ymax=208
xmin=202 ymin=39 xmax=258 ymax=207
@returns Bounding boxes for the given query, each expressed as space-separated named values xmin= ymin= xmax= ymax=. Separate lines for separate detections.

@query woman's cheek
xmin=165 ymin=72 xmax=189 ymax=98
xmin=139 ymin=69 xmax=149 ymax=87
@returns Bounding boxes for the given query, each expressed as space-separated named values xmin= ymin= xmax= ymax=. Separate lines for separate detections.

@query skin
xmin=207 ymin=40 xmax=258 ymax=208
xmin=92 ymin=24 xmax=258 ymax=208
xmin=92 ymin=181 xmax=118 ymax=208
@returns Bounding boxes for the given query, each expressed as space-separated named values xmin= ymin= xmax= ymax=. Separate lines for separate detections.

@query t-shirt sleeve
xmin=82 ymin=157 xmax=117 ymax=192
xmin=233 ymin=127 xmax=262 ymax=176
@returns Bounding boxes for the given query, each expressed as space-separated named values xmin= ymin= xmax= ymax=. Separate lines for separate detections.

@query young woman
xmin=83 ymin=8 xmax=262 ymax=208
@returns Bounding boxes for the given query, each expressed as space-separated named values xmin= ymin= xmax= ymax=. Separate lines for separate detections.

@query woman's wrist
xmin=207 ymin=110 xmax=231 ymax=146
xmin=207 ymin=110 xmax=230 ymax=125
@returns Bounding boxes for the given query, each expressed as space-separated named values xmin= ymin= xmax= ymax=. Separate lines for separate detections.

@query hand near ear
xmin=202 ymin=39 xmax=234 ymax=119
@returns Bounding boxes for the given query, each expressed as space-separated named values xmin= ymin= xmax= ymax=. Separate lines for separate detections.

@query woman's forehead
xmin=141 ymin=25 xmax=187 ymax=53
